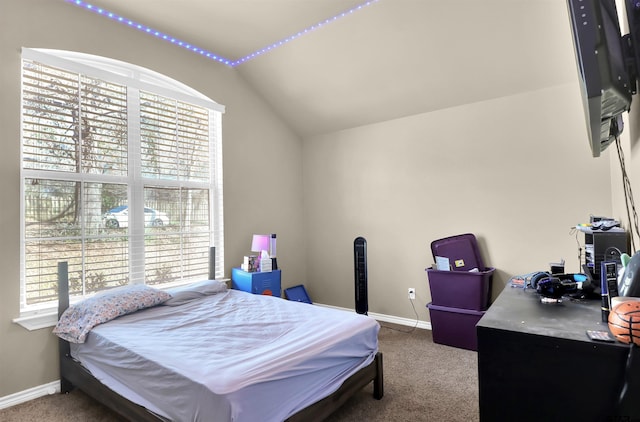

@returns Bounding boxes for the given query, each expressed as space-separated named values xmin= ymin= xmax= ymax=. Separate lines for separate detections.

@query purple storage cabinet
xmin=427 ymin=233 xmax=493 ymax=311
xmin=427 ymin=303 xmax=485 ymax=351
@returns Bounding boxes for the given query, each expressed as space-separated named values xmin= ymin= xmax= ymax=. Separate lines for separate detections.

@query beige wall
xmin=0 ymin=0 xmax=619 ymax=402
xmin=303 ymin=83 xmax=613 ymax=321
xmin=0 ymin=0 xmax=304 ymax=397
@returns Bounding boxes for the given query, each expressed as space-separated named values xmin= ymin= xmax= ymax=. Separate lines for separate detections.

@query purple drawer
xmin=426 ymin=267 xmax=494 ymax=311
xmin=427 ymin=302 xmax=485 ymax=351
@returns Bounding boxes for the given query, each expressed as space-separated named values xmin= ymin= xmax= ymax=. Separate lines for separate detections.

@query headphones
xmin=528 ymin=272 xmax=581 ymax=299
xmin=529 ymin=272 xmax=551 ymax=289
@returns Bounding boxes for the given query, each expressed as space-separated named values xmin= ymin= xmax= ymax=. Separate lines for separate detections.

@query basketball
xmin=608 ymin=300 xmax=640 ymax=346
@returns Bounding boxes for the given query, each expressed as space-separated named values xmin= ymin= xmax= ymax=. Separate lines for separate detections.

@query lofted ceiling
xmin=77 ymin=0 xmax=580 ymax=138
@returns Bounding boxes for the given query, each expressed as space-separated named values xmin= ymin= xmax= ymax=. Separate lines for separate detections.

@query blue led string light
xmin=65 ymin=0 xmax=379 ymax=67
xmin=64 ymin=0 xmax=232 ymax=66
xmin=232 ymin=0 xmax=379 ymax=65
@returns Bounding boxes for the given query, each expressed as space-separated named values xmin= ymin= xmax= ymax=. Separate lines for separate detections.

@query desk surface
xmin=478 ymin=285 xmax=627 ymax=347
xmin=477 ymin=285 xmax=634 ymax=421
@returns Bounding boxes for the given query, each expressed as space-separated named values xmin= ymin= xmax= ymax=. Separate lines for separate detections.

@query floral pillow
xmin=53 ymin=284 xmax=172 ymax=344
xmin=163 ymin=279 xmax=228 ymax=306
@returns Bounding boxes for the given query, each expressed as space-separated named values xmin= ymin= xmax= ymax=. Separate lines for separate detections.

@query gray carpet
xmin=0 ymin=324 xmax=479 ymax=421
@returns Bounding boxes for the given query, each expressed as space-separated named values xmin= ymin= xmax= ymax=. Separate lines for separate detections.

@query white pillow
xmin=53 ymin=284 xmax=172 ymax=343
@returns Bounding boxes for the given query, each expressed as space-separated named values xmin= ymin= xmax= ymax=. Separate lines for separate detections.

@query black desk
xmin=477 ymin=285 xmax=635 ymax=422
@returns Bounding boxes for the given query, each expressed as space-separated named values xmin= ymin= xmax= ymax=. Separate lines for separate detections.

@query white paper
xmin=435 ymin=256 xmax=450 ymax=271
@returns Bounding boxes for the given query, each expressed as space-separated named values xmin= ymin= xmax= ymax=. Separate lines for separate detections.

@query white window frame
xmin=15 ymin=48 xmax=225 ymax=329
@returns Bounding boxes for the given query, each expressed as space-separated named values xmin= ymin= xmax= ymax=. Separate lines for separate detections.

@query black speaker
xmin=354 ymin=237 xmax=368 ymax=315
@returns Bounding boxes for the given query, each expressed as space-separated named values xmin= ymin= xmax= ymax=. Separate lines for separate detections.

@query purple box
xmin=427 ymin=303 xmax=485 ymax=351
xmin=426 ymin=267 xmax=494 ymax=311
xmin=428 ymin=233 xmax=493 ymax=311
xmin=430 ymin=233 xmax=486 ymax=272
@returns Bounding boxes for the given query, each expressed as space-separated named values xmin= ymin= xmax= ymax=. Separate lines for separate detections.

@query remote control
xmin=586 ymin=330 xmax=615 ymax=342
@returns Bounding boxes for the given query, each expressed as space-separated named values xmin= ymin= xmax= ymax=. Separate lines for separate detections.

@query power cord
xmin=380 ymin=296 xmax=420 ymax=333
xmin=570 ymin=226 xmax=583 ymax=271
xmin=615 ymin=136 xmax=639 ymax=252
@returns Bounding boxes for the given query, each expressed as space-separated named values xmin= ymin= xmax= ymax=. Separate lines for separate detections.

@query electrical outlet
xmin=408 ymin=288 xmax=416 ymax=300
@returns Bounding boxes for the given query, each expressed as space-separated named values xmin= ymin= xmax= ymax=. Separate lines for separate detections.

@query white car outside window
xmin=103 ymin=206 xmax=169 ymax=228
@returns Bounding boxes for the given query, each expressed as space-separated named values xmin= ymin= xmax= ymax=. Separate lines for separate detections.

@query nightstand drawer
xmin=231 ymin=268 xmax=281 ymax=297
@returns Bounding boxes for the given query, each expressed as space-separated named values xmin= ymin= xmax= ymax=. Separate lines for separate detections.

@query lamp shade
xmin=251 ymin=234 xmax=270 ymax=253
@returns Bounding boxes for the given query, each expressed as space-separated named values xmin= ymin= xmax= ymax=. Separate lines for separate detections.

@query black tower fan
xmin=354 ymin=237 xmax=368 ymax=315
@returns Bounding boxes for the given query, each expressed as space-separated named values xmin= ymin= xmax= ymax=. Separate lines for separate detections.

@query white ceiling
xmin=80 ymin=0 xmax=580 ymax=137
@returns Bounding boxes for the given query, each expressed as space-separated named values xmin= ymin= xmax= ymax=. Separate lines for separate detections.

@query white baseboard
xmin=0 ymin=381 xmax=59 ymax=410
xmin=369 ymin=310 xmax=432 ymax=330
xmin=315 ymin=303 xmax=432 ymax=330
xmin=0 ymin=308 xmax=428 ymax=410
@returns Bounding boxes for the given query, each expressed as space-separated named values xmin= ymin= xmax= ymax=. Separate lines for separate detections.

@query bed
xmin=54 ymin=259 xmax=383 ymax=421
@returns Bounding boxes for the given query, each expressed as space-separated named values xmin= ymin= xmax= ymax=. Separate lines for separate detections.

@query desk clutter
xmin=240 ymin=233 xmax=278 ymax=272
xmin=425 ymin=233 xmax=494 ymax=351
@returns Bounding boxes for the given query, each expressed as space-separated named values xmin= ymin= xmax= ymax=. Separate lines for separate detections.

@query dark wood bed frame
xmin=57 ymin=255 xmax=384 ymax=421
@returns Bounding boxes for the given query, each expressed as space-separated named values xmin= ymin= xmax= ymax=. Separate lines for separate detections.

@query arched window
xmin=19 ymin=48 xmax=224 ymax=321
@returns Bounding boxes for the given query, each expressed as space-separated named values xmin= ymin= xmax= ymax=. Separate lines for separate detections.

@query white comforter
xmin=71 ymin=289 xmax=379 ymax=421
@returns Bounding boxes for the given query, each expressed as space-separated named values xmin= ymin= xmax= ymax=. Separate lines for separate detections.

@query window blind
xmin=20 ymin=51 xmax=224 ymax=309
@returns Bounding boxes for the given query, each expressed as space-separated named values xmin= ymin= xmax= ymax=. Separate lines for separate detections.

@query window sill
xmin=13 ymin=310 xmax=57 ymax=331
xmin=12 ymin=278 xmax=232 ymax=331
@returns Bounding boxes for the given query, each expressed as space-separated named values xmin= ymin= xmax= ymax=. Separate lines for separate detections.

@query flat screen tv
xmin=566 ymin=0 xmax=637 ymax=157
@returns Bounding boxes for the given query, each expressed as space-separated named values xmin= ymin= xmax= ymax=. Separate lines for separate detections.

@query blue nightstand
xmin=231 ymin=268 xmax=281 ymax=297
